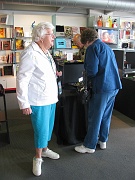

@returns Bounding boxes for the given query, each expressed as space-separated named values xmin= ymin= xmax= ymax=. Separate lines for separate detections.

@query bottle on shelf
xmin=97 ymin=15 xmax=103 ymax=27
xmin=112 ymin=19 xmax=118 ymax=28
xmin=109 ymin=16 xmax=112 ymax=28
xmin=103 ymin=16 xmax=112 ymax=28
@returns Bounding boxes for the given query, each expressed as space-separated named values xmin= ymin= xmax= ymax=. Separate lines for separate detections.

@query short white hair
xmin=32 ymin=22 xmax=55 ymax=42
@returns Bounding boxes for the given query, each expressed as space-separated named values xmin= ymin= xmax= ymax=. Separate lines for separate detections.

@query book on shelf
xmin=16 ymin=39 xmax=24 ymax=50
xmin=125 ymin=30 xmax=130 ymax=39
xmin=15 ymin=52 xmax=20 ymax=63
xmin=64 ymin=26 xmax=73 ymax=38
xmin=10 ymin=39 xmax=14 ymax=50
xmin=0 ymin=28 xmax=6 ymax=38
xmin=132 ymin=22 xmax=135 ymax=30
xmin=65 ymin=38 xmax=72 ymax=48
xmin=0 ymin=40 xmax=2 ymax=50
xmin=6 ymin=27 xmax=12 ymax=38
xmin=125 ymin=22 xmax=131 ymax=29
xmin=0 ymin=68 xmax=4 ymax=76
xmin=130 ymin=30 xmax=135 ymax=39
xmin=15 ymin=27 xmax=24 ymax=37
xmin=13 ymin=64 xmax=19 ymax=76
xmin=119 ymin=29 xmax=124 ymax=39
xmin=6 ymin=52 xmax=13 ymax=63
xmin=2 ymin=40 xmax=11 ymax=50
xmin=72 ymin=26 xmax=80 ymax=37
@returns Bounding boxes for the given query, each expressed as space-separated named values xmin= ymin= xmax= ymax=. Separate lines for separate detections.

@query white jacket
xmin=16 ymin=42 xmax=58 ymax=109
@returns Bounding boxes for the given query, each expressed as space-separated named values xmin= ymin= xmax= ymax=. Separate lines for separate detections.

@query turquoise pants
xmin=30 ymin=104 xmax=56 ymax=148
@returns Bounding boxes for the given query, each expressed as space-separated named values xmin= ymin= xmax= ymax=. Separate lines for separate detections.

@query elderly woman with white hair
xmin=16 ymin=22 xmax=62 ymax=176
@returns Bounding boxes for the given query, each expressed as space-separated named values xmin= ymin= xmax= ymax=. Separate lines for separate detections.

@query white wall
xmin=14 ymin=14 xmax=52 ymax=35
xmin=56 ymin=15 xmax=87 ymax=27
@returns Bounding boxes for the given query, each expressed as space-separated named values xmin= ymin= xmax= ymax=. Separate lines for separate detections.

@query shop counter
xmin=54 ymin=88 xmax=88 ymax=145
xmin=115 ymin=77 xmax=135 ymax=120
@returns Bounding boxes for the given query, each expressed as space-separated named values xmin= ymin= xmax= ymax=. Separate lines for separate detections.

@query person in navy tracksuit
xmin=75 ymin=28 xmax=122 ymax=154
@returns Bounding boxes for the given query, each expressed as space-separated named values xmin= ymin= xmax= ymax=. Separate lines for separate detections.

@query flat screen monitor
xmin=63 ymin=62 xmax=84 ymax=84
xmin=126 ymin=52 xmax=135 ymax=69
xmin=113 ymin=50 xmax=124 ymax=70
xmin=98 ymin=29 xmax=118 ymax=45
xmin=56 ymin=25 xmax=65 ymax=37
xmin=56 ymin=25 xmax=64 ymax=32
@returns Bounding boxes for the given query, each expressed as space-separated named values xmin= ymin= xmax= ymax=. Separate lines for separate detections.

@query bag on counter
xmin=78 ymin=87 xmax=91 ymax=104
xmin=77 ymin=70 xmax=92 ymax=104
xmin=57 ymin=76 xmax=62 ymax=96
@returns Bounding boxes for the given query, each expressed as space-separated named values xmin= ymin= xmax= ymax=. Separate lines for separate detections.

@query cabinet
xmin=115 ymin=77 xmax=135 ymax=120
xmin=0 ymin=76 xmax=16 ymax=89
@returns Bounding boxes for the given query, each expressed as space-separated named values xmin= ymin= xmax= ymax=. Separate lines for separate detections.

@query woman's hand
xmin=56 ymin=71 xmax=62 ymax=77
xmin=22 ymin=108 xmax=32 ymax=115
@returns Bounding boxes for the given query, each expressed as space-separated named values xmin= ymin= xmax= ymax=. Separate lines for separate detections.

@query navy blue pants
xmin=84 ymin=90 xmax=119 ymax=149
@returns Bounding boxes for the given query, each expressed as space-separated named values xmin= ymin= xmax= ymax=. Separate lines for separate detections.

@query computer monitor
xmin=113 ymin=50 xmax=124 ymax=70
xmin=63 ymin=62 xmax=84 ymax=85
xmin=126 ymin=52 xmax=135 ymax=69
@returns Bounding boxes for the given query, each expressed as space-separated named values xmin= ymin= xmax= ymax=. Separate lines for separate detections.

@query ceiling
xmin=0 ymin=0 xmax=135 ymax=15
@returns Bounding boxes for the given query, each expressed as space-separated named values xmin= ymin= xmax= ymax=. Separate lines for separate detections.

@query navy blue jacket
xmin=84 ymin=39 xmax=122 ymax=93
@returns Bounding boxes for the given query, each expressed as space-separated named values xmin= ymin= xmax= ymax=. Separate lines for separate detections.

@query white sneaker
xmin=42 ymin=148 xmax=60 ymax=159
xmin=33 ymin=157 xmax=43 ymax=176
xmin=75 ymin=145 xmax=95 ymax=153
xmin=99 ymin=141 xmax=106 ymax=149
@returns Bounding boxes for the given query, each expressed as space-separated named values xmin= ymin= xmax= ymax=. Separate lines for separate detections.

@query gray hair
xmin=81 ymin=28 xmax=98 ymax=45
xmin=32 ymin=22 xmax=55 ymax=42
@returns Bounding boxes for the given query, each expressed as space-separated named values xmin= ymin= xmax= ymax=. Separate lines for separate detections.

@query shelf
xmin=94 ymin=26 xmax=119 ymax=30
xmin=0 ymin=63 xmax=13 ymax=65
xmin=15 ymin=36 xmax=32 ymax=39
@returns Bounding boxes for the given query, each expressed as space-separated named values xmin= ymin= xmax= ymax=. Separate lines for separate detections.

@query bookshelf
xmin=0 ymin=14 xmax=32 ymax=88
xmin=0 ymin=24 xmax=14 ymax=75
xmin=0 ymin=14 xmax=15 ymax=89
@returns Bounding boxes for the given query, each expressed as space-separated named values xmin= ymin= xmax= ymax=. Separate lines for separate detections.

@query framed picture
xmin=0 ymin=15 xmax=7 ymax=24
